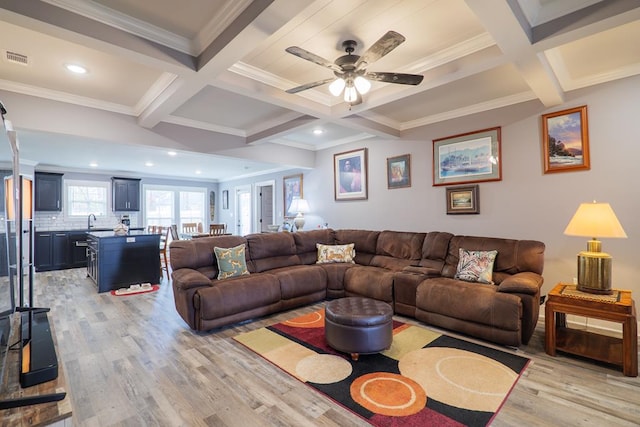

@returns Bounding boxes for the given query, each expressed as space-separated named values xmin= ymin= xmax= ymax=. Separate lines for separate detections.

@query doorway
xmin=235 ymin=185 xmax=252 ymax=236
xmin=255 ymin=180 xmax=275 ymax=233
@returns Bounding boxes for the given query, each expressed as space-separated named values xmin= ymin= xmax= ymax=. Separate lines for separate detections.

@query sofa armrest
xmin=497 ymin=272 xmax=543 ymax=295
xmin=172 ymin=268 xmax=213 ymax=292
xmin=401 ymin=266 xmax=441 ymax=277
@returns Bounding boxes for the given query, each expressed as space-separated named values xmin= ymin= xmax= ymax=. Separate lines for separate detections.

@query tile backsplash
xmin=34 ymin=212 xmax=140 ymax=231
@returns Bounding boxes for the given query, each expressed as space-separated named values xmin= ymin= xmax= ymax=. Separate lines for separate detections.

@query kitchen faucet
xmin=88 ymin=213 xmax=96 ymax=229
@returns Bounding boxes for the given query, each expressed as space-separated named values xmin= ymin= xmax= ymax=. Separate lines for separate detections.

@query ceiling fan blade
xmin=366 ymin=72 xmax=424 ymax=85
xmin=285 ymin=46 xmax=342 ymax=72
xmin=355 ymin=31 xmax=406 ymax=70
xmin=286 ymin=78 xmax=336 ymax=94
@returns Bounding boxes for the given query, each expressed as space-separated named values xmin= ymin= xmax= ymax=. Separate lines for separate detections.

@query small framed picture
xmin=334 ymin=148 xmax=368 ymax=200
xmin=387 ymin=154 xmax=411 ymax=189
xmin=446 ymin=185 xmax=479 ymax=214
xmin=283 ymin=174 xmax=303 ymax=218
xmin=542 ymin=105 xmax=590 ymax=174
xmin=222 ymin=190 xmax=229 ymax=210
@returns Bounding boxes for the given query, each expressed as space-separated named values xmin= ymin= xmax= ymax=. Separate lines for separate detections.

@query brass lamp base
xmin=576 ymin=250 xmax=613 ymax=295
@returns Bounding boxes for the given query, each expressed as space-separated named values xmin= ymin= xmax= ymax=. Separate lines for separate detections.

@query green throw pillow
xmin=454 ymin=248 xmax=498 ymax=284
xmin=214 ymin=244 xmax=250 ymax=280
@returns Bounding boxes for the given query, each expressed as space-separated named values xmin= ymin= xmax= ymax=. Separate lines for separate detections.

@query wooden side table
xmin=545 ymin=283 xmax=637 ymax=377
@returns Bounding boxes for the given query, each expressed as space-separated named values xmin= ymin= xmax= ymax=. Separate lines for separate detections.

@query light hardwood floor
xmin=32 ymin=269 xmax=639 ymax=426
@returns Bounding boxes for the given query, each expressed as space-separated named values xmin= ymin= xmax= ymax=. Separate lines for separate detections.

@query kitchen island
xmin=87 ymin=230 xmax=160 ymax=293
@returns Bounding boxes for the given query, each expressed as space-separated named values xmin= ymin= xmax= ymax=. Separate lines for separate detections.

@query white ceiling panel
xmin=0 ymin=0 xmax=638 ymax=180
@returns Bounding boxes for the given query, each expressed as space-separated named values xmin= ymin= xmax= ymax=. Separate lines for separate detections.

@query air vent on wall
xmin=5 ymin=50 xmax=29 ymax=66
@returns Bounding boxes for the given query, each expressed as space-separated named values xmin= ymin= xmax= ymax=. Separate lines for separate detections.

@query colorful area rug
xmin=234 ymin=309 xmax=530 ymax=427
xmin=110 ymin=284 xmax=159 ymax=296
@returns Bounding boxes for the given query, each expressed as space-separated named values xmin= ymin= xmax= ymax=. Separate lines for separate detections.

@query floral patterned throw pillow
xmin=316 ymin=243 xmax=356 ymax=264
xmin=214 ymin=244 xmax=250 ymax=280
xmin=454 ymin=249 xmax=498 ymax=284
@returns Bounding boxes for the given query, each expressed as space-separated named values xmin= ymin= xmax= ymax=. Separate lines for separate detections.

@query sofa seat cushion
xmin=344 ymin=266 xmax=395 ymax=302
xmin=267 ymin=265 xmax=327 ymax=300
xmin=195 ymin=273 xmax=281 ymax=320
xmin=318 ymin=263 xmax=354 ymax=298
xmin=416 ymin=278 xmax=522 ymax=331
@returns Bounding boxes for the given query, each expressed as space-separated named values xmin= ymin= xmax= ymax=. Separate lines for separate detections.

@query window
xmin=65 ymin=180 xmax=108 ymax=216
xmin=143 ymin=185 xmax=206 ymax=229
xmin=146 ymin=189 xmax=174 ymax=227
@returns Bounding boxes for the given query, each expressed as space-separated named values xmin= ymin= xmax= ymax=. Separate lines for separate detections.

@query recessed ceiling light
xmin=195 ymin=170 xmax=202 ymax=175
xmin=65 ymin=63 xmax=87 ymax=74
xmin=313 ymin=129 xmax=324 ymax=135
xmin=145 ymin=161 xmax=154 ymax=167
xmin=89 ymin=162 xmax=98 ymax=168
xmin=167 ymin=151 xmax=177 ymax=156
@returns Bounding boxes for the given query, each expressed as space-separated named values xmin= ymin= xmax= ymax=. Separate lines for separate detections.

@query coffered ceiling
xmin=0 ymin=0 xmax=638 ymax=180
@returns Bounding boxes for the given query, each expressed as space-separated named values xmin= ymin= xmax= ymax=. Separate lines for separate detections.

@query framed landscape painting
xmin=387 ymin=154 xmax=411 ymax=189
xmin=445 ymin=185 xmax=479 ymax=214
xmin=334 ymin=148 xmax=368 ymax=200
xmin=433 ymin=127 xmax=501 ymax=186
xmin=542 ymin=105 xmax=590 ymax=174
xmin=283 ymin=174 xmax=303 ymax=218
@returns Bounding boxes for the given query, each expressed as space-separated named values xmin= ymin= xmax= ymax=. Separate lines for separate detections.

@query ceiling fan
xmin=285 ymin=30 xmax=423 ymax=104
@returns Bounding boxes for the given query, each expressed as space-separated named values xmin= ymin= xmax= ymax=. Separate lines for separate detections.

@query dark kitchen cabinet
xmin=34 ymin=229 xmax=90 ymax=271
xmin=35 ymin=172 xmax=63 ymax=211
xmin=68 ymin=231 xmax=88 ymax=268
xmin=112 ymin=177 xmax=140 ymax=211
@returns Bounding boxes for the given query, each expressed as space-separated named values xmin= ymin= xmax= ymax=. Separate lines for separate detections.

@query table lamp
xmin=288 ymin=198 xmax=309 ymax=231
xmin=563 ymin=201 xmax=627 ymax=294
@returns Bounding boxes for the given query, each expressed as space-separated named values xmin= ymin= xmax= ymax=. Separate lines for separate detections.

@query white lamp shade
xmin=288 ymin=198 xmax=309 ymax=215
xmin=344 ymin=86 xmax=358 ymax=103
xmin=564 ymin=202 xmax=627 ymax=238
xmin=329 ymin=78 xmax=346 ymax=96
xmin=354 ymin=76 xmax=371 ymax=94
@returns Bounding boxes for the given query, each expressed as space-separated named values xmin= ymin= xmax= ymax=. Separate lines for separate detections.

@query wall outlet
xmin=572 ymin=277 xmax=578 ymax=285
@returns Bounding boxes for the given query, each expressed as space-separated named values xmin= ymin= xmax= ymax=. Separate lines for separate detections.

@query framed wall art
xmin=433 ymin=127 xmax=501 ymax=186
xmin=222 ymin=190 xmax=229 ymax=210
xmin=387 ymin=154 xmax=411 ymax=189
xmin=542 ymin=105 xmax=590 ymax=174
xmin=334 ymin=148 xmax=368 ymax=200
xmin=446 ymin=185 xmax=479 ymax=215
xmin=283 ymin=174 xmax=303 ymax=218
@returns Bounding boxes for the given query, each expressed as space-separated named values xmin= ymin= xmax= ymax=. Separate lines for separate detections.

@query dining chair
xmin=169 ymin=224 xmax=180 ymax=240
xmin=209 ymin=223 xmax=227 ymax=235
xmin=182 ymin=222 xmax=199 ymax=234
xmin=159 ymin=226 xmax=170 ymax=278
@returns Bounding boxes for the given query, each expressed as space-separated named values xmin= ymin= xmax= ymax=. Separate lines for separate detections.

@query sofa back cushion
xmin=334 ymin=229 xmax=379 ymax=265
xmin=442 ymin=235 xmax=545 ymax=283
xmin=293 ymin=229 xmax=336 ymax=265
xmin=169 ymin=235 xmax=248 ymax=279
xmin=417 ymin=231 xmax=454 ymax=271
xmin=246 ymin=232 xmax=300 ymax=273
xmin=370 ymin=231 xmax=426 ymax=271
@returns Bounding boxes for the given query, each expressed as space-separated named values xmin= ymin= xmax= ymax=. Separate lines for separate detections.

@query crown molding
xmin=43 ymin=0 xmax=192 ymax=54
xmin=401 ymin=91 xmax=537 ymax=130
xmin=405 ymin=33 xmax=496 ymax=73
xmin=0 ymin=79 xmax=133 ymax=115
xmin=162 ymin=115 xmax=246 ymax=137
xmin=192 ymin=0 xmax=254 ymax=55
xmin=133 ymin=72 xmax=178 ymax=116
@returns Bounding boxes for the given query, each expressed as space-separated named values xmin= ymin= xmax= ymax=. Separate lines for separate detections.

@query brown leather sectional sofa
xmin=169 ymin=229 xmax=545 ymax=347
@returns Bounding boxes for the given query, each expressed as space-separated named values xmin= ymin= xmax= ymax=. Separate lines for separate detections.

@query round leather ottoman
xmin=325 ymin=297 xmax=393 ymax=360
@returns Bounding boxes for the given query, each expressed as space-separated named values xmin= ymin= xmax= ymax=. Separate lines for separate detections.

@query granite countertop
xmin=87 ymin=230 xmax=155 ymax=238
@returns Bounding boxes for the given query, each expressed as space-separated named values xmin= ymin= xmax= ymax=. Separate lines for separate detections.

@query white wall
xmin=304 ymin=74 xmax=640 ymax=306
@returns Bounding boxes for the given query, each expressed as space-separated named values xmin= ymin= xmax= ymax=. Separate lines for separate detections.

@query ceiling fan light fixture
xmin=344 ymin=85 xmax=358 ymax=103
xmin=354 ymin=76 xmax=371 ymax=94
xmin=329 ymin=78 xmax=346 ymax=96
